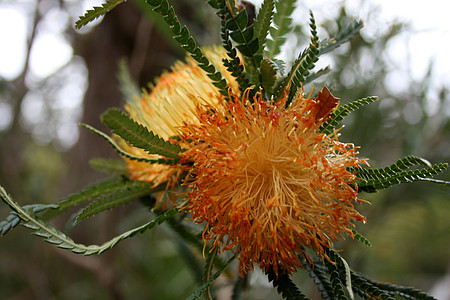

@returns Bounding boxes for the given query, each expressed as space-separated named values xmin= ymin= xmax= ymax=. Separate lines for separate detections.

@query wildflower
xmin=121 ymin=45 xmax=367 ymax=275
xmin=178 ymin=88 xmax=367 ymax=275
xmin=119 ymin=46 xmax=238 ymax=188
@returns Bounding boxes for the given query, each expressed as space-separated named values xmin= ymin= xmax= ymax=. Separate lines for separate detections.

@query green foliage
xmin=101 ymin=108 xmax=183 ymax=159
xmin=81 ymin=123 xmax=177 ymax=164
xmin=267 ymin=267 xmax=309 ymax=300
xmin=202 ymin=247 xmax=218 ymax=300
xmin=89 ymin=158 xmax=127 ymax=175
xmin=254 ymin=0 xmax=275 ymax=55
xmin=354 ymin=157 xmax=449 ymax=193
xmin=117 ymin=59 xmax=141 ymax=103
xmin=351 ymin=229 xmax=372 ymax=247
xmin=225 ymin=9 xmax=259 ymax=58
xmin=260 ymin=58 xmax=278 ymax=95
xmin=265 ymin=0 xmax=296 ymax=59
xmin=40 ymin=177 xmax=126 ymax=221
xmin=146 ymin=0 xmax=229 ymax=97
xmin=323 ymin=258 xmax=348 ymax=300
xmin=0 ymin=186 xmax=178 ymax=255
xmin=0 ymin=203 xmax=59 ymax=236
xmin=217 ymin=0 xmax=251 ymax=93
xmin=1 ymin=0 xmax=448 ymax=298
xmin=303 ymin=66 xmax=331 ymax=85
xmin=323 ymin=250 xmax=438 ymax=300
xmin=275 ymin=11 xmax=320 ymax=104
xmin=320 ymin=96 xmax=379 ymax=134
xmin=75 ymin=0 xmax=126 ymax=29
xmin=75 ymin=180 xmax=157 ymax=223
xmin=319 ymin=20 xmax=364 ymax=56
xmin=186 ymin=254 xmax=236 ymax=300
xmin=299 ymin=255 xmax=335 ymax=299
xmin=211 ymin=0 xmax=261 ymax=89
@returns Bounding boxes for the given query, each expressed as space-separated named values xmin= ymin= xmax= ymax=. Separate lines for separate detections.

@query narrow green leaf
xmin=75 ymin=0 xmax=126 ymax=29
xmin=351 ymin=229 xmax=372 ymax=247
xmin=81 ymin=123 xmax=176 ymax=164
xmin=355 ymin=161 xmax=448 ymax=193
xmin=117 ymin=59 xmax=141 ymax=103
xmin=75 ymin=181 xmax=157 ymax=223
xmin=339 ymin=257 xmax=354 ymax=300
xmin=220 ymin=27 xmax=251 ymax=92
xmin=145 ymin=0 xmax=229 ymax=98
xmin=303 ymin=66 xmax=332 ymax=85
xmin=225 ymin=9 xmax=259 ymax=58
xmin=261 ymin=59 xmax=278 ymax=95
xmin=1 ymin=185 xmax=179 ymax=255
xmin=299 ymin=255 xmax=335 ymax=300
xmin=254 ymin=0 xmax=275 ymax=55
xmin=89 ymin=158 xmax=127 ymax=174
xmin=323 ymin=255 xmax=348 ymax=300
xmin=202 ymin=247 xmax=218 ymax=300
xmin=276 ymin=10 xmax=319 ymax=104
xmin=267 ymin=266 xmax=310 ymax=300
xmin=101 ymin=108 xmax=182 ymax=159
xmin=0 ymin=204 xmax=59 ymax=236
xmin=40 ymin=177 xmax=140 ymax=222
xmin=265 ymin=0 xmax=296 ymax=59
xmin=187 ymin=254 xmax=236 ymax=300
xmin=319 ymin=20 xmax=364 ymax=56
xmin=320 ymin=96 xmax=379 ymax=134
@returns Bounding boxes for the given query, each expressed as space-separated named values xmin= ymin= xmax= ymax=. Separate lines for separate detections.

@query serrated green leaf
xmin=75 ymin=181 xmax=157 ymax=223
xmin=254 ymin=0 xmax=275 ymax=55
xmin=355 ymin=161 xmax=448 ymax=193
xmin=261 ymin=59 xmax=278 ymax=95
xmin=339 ymin=257 xmax=354 ymax=300
xmin=227 ymin=10 xmax=248 ymax=30
xmin=230 ymin=25 xmax=254 ymax=44
xmin=275 ymin=11 xmax=319 ymax=104
xmin=89 ymin=158 xmax=127 ymax=174
xmin=217 ymin=1 xmax=253 ymax=92
xmin=101 ymin=108 xmax=182 ymax=159
xmin=39 ymin=177 xmax=158 ymax=224
xmin=320 ymin=96 xmax=379 ymax=134
xmin=265 ymin=0 xmax=296 ymax=59
xmin=267 ymin=266 xmax=309 ymax=300
xmin=0 ymin=204 xmax=59 ymax=236
xmin=351 ymin=229 xmax=372 ymax=247
xmin=75 ymin=0 xmax=126 ymax=29
xmin=303 ymin=66 xmax=332 ymax=85
xmin=236 ymin=38 xmax=259 ymax=57
xmin=145 ymin=0 xmax=229 ymax=98
xmin=81 ymin=123 xmax=176 ymax=164
xmin=225 ymin=11 xmax=258 ymax=58
xmin=1 ymin=186 xmax=179 ymax=255
xmin=299 ymin=254 xmax=335 ymax=300
xmin=319 ymin=20 xmax=364 ymax=56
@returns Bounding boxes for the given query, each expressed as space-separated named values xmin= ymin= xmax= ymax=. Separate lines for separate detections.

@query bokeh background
xmin=0 ymin=0 xmax=449 ymax=299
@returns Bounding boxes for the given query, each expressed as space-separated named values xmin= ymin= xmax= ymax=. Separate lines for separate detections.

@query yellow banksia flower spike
xmin=119 ymin=46 xmax=238 ymax=188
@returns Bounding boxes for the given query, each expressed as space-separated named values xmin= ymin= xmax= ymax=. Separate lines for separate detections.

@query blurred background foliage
xmin=0 ymin=0 xmax=448 ymax=299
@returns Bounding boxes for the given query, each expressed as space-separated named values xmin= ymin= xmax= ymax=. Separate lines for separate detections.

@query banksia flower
xmin=119 ymin=46 xmax=238 ymax=188
xmin=178 ymin=88 xmax=367 ymax=275
xmin=121 ymin=46 xmax=367 ymax=275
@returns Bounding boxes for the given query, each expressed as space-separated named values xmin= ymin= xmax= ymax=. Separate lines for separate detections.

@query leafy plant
xmin=1 ymin=0 xmax=448 ymax=299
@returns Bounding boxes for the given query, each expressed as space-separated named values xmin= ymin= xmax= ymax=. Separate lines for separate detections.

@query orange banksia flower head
xmin=178 ymin=88 xmax=367 ymax=276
